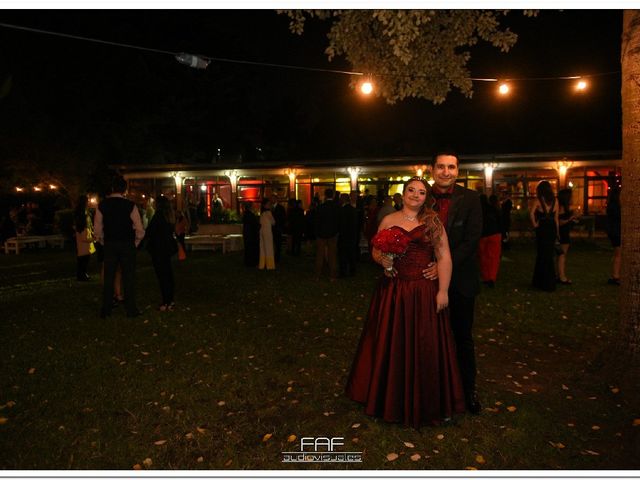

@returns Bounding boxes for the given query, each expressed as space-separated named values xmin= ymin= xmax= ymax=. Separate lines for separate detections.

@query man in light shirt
xmin=94 ymin=176 xmax=145 ymax=318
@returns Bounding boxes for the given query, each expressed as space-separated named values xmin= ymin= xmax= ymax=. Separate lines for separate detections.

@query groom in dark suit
xmin=423 ymin=151 xmax=483 ymax=414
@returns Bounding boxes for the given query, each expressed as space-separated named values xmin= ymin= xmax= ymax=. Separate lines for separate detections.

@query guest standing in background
xmin=288 ymin=199 xmax=305 ymax=256
xmin=94 ymin=176 xmax=145 ymax=318
xmin=500 ymin=192 xmax=513 ymax=251
xmin=73 ymin=195 xmax=95 ymax=281
xmin=338 ymin=193 xmax=359 ymax=277
xmin=530 ymin=180 xmax=558 ymax=292
xmin=271 ymin=195 xmax=286 ymax=264
xmin=145 ymin=196 xmax=178 ymax=311
xmin=556 ymin=189 xmax=579 ymax=285
xmin=242 ymin=202 xmax=260 ymax=267
xmin=314 ymin=188 xmax=340 ymax=280
xmin=478 ymin=194 xmax=502 ymax=287
xmin=175 ymin=210 xmax=190 ymax=260
xmin=259 ymin=198 xmax=276 ymax=270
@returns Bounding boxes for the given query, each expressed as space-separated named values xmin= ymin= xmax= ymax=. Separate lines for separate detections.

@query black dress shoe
xmin=466 ymin=392 xmax=482 ymax=415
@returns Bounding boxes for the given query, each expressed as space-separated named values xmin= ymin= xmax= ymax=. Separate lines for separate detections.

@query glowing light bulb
xmin=575 ymin=80 xmax=588 ymax=91
xmin=360 ymin=81 xmax=373 ymax=95
xmin=200 ymin=185 xmax=207 ymax=192
xmin=498 ymin=83 xmax=510 ymax=95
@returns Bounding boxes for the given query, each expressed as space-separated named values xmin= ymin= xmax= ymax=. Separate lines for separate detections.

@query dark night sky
xmin=0 ymin=10 xmax=622 ymax=166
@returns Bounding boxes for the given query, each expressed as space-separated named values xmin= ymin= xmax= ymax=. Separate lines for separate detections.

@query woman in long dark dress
xmin=346 ymin=177 xmax=465 ymax=428
xmin=145 ymin=196 xmax=178 ymax=311
xmin=530 ymin=181 xmax=559 ymax=292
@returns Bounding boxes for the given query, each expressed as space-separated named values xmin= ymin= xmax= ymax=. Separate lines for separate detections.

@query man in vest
xmin=94 ymin=176 xmax=145 ymax=318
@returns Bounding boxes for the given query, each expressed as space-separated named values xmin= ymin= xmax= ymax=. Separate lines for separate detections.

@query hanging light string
xmin=0 ymin=21 xmax=620 ymax=82
xmin=0 ymin=21 xmax=363 ymax=76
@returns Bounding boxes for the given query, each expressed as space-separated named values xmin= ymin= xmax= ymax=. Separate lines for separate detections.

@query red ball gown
xmin=346 ymin=224 xmax=465 ymax=428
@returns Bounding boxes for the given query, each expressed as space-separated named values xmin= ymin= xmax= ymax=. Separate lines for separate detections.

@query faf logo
xmin=281 ymin=436 xmax=363 ymax=463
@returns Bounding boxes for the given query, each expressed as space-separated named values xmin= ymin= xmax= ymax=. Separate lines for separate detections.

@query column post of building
xmin=172 ymin=172 xmax=183 ymax=211
xmin=483 ymin=163 xmax=497 ymax=195
xmin=224 ymin=170 xmax=239 ymax=211
xmin=285 ymin=168 xmax=298 ymax=199
xmin=348 ymin=166 xmax=360 ymax=193
xmin=556 ymin=160 xmax=572 ymax=189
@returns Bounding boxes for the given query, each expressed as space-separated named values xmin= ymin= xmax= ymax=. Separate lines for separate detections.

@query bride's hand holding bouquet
xmin=371 ymin=228 xmax=412 ymax=277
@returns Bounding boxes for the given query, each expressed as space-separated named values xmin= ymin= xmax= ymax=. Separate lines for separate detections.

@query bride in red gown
xmin=346 ymin=177 xmax=465 ymax=428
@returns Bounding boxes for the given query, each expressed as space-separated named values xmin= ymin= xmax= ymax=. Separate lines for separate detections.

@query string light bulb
xmin=498 ymin=82 xmax=510 ymax=95
xmin=359 ymin=79 xmax=374 ymax=95
xmin=575 ymin=79 xmax=588 ymax=92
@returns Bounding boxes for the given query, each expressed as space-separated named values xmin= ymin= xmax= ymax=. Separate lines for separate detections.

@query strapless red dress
xmin=346 ymin=224 xmax=465 ymax=427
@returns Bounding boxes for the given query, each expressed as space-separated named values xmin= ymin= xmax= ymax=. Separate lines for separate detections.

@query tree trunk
xmin=620 ymin=10 xmax=640 ymax=360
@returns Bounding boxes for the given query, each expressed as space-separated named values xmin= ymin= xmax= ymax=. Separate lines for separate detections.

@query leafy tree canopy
xmin=280 ymin=10 xmax=536 ymax=104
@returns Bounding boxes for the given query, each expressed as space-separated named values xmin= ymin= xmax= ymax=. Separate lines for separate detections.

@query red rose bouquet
xmin=371 ymin=228 xmax=411 ymax=271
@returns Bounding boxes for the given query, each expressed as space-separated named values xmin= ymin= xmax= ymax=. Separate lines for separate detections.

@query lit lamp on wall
xmin=483 ymin=163 xmax=498 ymax=194
xmin=283 ymin=168 xmax=298 ymax=198
xmin=413 ymin=164 xmax=427 ymax=179
xmin=556 ymin=160 xmax=573 ymax=188
xmin=347 ymin=167 xmax=360 ymax=192
xmin=171 ymin=172 xmax=183 ymax=210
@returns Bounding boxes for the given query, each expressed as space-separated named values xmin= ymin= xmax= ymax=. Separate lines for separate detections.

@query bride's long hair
xmin=402 ymin=176 xmax=443 ymax=244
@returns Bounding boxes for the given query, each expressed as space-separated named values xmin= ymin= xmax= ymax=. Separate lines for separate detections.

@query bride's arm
xmin=432 ymin=222 xmax=452 ymax=312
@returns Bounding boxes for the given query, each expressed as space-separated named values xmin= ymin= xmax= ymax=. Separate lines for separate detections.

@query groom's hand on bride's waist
xmin=422 ymin=262 xmax=438 ymax=280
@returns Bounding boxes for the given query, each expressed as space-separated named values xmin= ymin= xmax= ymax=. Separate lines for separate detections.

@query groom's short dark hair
xmin=431 ymin=150 xmax=459 ymax=167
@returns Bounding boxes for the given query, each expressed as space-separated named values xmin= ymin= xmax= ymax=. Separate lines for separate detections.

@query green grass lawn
xmin=0 ymin=239 xmax=638 ymax=470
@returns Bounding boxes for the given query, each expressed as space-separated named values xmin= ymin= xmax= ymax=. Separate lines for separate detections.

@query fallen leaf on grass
xmin=196 ymin=427 xmax=207 ymax=434
xmin=561 ymin=384 xmax=569 ymax=390
xmin=184 ymin=433 xmax=194 ymax=439
xmin=0 ymin=417 xmax=8 ymax=425
xmin=143 ymin=458 xmax=153 ymax=467
xmin=403 ymin=441 xmax=415 ymax=448
xmin=548 ymin=441 xmax=566 ymax=449
xmin=197 ymin=456 xmax=204 ymax=463
xmin=632 ymin=419 xmax=640 ymax=427
xmin=351 ymin=423 xmax=361 ymax=429
xmin=582 ymin=450 xmax=600 ymax=456
xmin=410 ymin=453 xmax=421 ymax=461
xmin=133 ymin=464 xmax=142 ymax=470
xmin=154 ymin=440 xmax=167 ymax=446
xmin=217 ymin=401 xmax=226 ymax=406
xmin=286 ymin=386 xmax=293 ymax=393
xmin=465 ymin=467 xmax=478 ymax=470
xmin=28 ymin=368 xmax=36 ymax=374
xmin=262 ymin=433 xmax=272 ymax=442
xmin=475 ymin=455 xmax=486 ymax=464
xmin=507 ymin=406 xmax=517 ymax=412
xmin=436 ymin=434 xmax=444 ymax=440
xmin=141 ymin=352 xmax=150 ymax=356
xmin=386 ymin=453 xmax=399 ymax=461
xmin=610 ymin=387 xmax=620 ymax=394
xmin=287 ymin=434 xmax=297 ymax=443
xmin=591 ymin=425 xmax=600 ymax=431
xmin=224 ymin=459 xmax=233 ymax=467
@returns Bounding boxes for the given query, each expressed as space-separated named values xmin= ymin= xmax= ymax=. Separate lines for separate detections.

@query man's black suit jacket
xmin=444 ymin=184 xmax=482 ymax=298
